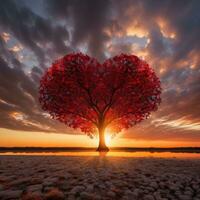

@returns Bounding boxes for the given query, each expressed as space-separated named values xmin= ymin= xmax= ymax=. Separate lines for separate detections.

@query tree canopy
xmin=39 ymin=53 xmax=161 ymax=138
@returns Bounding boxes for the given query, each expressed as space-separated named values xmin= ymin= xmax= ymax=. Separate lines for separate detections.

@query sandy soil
xmin=0 ymin=155 xmax=200 ymax=200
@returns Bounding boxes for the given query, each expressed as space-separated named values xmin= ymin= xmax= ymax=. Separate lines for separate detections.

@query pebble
xmin=0 ymin=184 xmax=3 ymax=191
xmin=10 ymin=177 xmax=30 ymax=186
xmin=71 ymin=185 xmax=85 ymax=194
xmin=0 ymin=156 xmax=199 ymax=200
xmin=179 ymin=195 xmax=192 ymax=200
xmin=86 ymin=184 xmax=94 ymax=192
xmin=150 ymin=181 xmax=158 ymax=189
xmin=22 ymin=191 xmax=43 ymax=200
xmin=80 ymin=191 xmax=94 ymax=199
xmin=0 ymin=189 xmax=22 ymax=199
xmin=45 ymin=188 xmax=64 ymax=200
xmin=27 ymin=184 xmax=43 ymax=192
xmin=107 ymin=191 xmax=116 ymax=197
xmin=143 ymin=194 xmax=154 ymax=200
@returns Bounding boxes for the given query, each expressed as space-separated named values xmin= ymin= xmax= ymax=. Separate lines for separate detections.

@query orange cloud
xmin=152 ymin=117 xmax=200 ymax=131
xmin=1 ymin=32 xmax=10 ymax=42
xmin=9 ymin=44 xmax=23 ymax=52
xmin=156 ymin=17 xmax=176 ymax=39
xmin=126 ymin=25 xmax=148 ymax=38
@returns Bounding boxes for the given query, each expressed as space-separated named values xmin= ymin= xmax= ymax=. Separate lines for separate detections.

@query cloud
xmin=0 ymin=52 xmax=70 ymax=133
xmin=0 ymin=32 xmax=10 ymax=42
xmin=0 ymin=0 xmax=199 ymax=143
xmin=152 ymin=117 xmax=200 ymax=131
xmin=47 ymin=0 xmax=112 ymax=62
xmin=0 ymin=0 xmax=70 ymax=66
xmin=9 ymin=44 xmax=23 ymax=52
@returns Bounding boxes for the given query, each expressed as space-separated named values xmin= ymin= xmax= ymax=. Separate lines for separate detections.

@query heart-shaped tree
xmin=39 ymin=53 xmax=161 ymax=151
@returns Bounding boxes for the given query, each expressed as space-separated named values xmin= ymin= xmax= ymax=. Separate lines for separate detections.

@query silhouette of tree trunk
xmin=97 ymin=126 xmax=109 ymax=151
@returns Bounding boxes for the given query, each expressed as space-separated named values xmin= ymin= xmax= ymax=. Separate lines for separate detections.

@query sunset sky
xmin=0 ymin=0 xmax=200 ymax=147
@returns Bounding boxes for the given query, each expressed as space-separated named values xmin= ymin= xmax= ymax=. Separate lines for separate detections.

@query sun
xmin=105 ymin=133 xmax=112 ymax=146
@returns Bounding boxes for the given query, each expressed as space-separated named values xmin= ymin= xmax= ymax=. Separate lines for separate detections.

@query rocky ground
xmin=0 ymin=155 xmax=200 ymax=200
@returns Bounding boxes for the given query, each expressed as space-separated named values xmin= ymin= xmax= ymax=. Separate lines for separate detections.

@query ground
xmin=0 ymin=155 xmax=200 ymax=200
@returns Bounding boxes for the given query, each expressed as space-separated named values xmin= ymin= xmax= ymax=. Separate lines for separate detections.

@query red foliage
xmin=39 ymin=53 xmax=161 ymax=137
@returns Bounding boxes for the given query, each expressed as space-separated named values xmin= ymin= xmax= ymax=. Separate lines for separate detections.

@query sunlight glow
xmin=126 ymin=26 xmax=148 ymax=38
xmin=105 ymin=133 xmax=112 ymax=146
xmin=1 ymin=128 xmax=200 ymax=147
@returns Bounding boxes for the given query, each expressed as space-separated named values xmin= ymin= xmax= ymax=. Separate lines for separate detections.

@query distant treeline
xmin=0 ymin=147 xmax=200 ymax=153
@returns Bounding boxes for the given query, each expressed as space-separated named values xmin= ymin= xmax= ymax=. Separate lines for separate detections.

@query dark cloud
xmin=0 ymin=0 xmax=199 ymax=142
xmin=0 ymin=50 xmax=70 ymax=133
xmin=107 ymin=0 xmax=200 ymax=138
xmin=0 ymin=0 xmax=70 ymax=66
xmin=47 ymin=0 xmax=112 ymax=62
xmin=108 ymin=0 xmax=200 ymax=65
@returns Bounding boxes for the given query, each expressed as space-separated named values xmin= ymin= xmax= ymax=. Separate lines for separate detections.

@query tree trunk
xmin=96 ymin=127 xmax=109 ymax=152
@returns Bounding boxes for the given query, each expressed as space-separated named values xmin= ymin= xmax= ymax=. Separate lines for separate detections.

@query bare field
xmin=0 ymin=155 xmax=200 ymax=200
